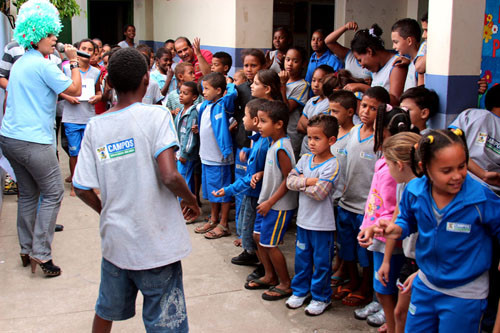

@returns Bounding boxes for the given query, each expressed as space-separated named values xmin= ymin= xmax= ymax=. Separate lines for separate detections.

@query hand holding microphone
xmin=56 ymin=43 xmax=91 ymax=59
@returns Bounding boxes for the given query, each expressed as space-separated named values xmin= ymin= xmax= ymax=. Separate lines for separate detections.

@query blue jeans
xmin=0 ymin=136 xmax=64 ymax=261
xmin=238 ymin=195 xmax=258 ymax=253
xmin=96 ymin=258 xmax=188 ymax=333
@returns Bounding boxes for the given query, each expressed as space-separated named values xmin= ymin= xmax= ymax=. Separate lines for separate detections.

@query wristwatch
xmin=70 ymin=62 xmax=79 ymax=70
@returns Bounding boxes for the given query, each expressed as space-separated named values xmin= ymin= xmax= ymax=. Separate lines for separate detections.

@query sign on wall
xmin=480 ymin=0 xmax=500 ymax=106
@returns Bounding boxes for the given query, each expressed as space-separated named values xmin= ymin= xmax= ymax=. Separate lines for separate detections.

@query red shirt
xmin=181 ymin=49 xmax=213 ymax=82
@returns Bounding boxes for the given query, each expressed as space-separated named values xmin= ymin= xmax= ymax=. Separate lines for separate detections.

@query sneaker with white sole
xmin=354 ymin=301 xmax=382 ymax=320
xmin=367 ymin=308 xmax=386 ymax=327
xmin=285 ymin=295 xmax=307 ymax=309
xmin=304 ymin=300 xmax=331 ymax=316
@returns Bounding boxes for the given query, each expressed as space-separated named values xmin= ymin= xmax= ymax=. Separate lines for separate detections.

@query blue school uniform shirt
xmin=395 ymin=174 xmax=500 ymax=290
xmin=1 ymin=49 xmax=72 ymax=144
xmin=223 ymin=133 xmax=271 ymax=198
xmin=305 ymin=49 xmax=343 ymax=84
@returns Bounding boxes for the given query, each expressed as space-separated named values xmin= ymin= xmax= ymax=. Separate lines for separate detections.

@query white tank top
xmin=371 ymin=54 xmax=398 ymax=92
xmin=345 ymin=51 xmax=372 ymax=80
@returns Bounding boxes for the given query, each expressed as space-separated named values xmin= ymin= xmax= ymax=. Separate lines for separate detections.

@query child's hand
xmin=478 ymin=77 xmax=488 ymax=95
xmin=343 ymin=83 xmax=364 ymax=92
xmin=250 ymin=171 xmax=264 ymax=189
xmin=483 ymin=171 xmax=500 ymax=187
xmin=278 ymin=70 xmax=289 ymax=85
xmin=212 ymin=188 xmax=225 ymax=197
xmin=305 ymin=177 xmax=318 ymax=187
xmin=172 ymin=108 xmax=180 ymax=116
xmin=88 ymin=95 xmax=100 ymax=105
xmin=257 ymin=200 xmax=272 ymax=216
xmin=374 ymin=219 xmax=401 ymax=239
xmin=394 ymin=56 xmax=410 ymax=68
xmin=264 ymin=50 xmax=274 ymax=69
xmin=66 ymin=96 xmax=80 ymax=104
xmin=357 ymin=226 xmax=375 ymax=248
xmin=179 ymin=157 xmax=187 ymax=164
xmin=192 ymin=37 xmax=202 ymax=55
xmin=239 ymin=150 xmax=248 ymax=163
xmin=229 ymin=120 xmax=238 ymax=132
xmin=377 ymin=262 xmax=391 ymax=288
xmin=166 ymin=66 xmax=174 ymax=79
xmin=401 ymin=271 xmax=418 ymax=295
xmin=344 ymin=21 xmax=358 ymax=31
xmin=191 ymin=124 xmax=199 ymax=134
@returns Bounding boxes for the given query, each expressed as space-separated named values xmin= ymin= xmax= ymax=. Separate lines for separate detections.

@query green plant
xmin=13 ymin=0 xmax=81 ymax=18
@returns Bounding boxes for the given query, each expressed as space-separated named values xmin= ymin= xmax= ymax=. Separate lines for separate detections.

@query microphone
xmin=56 ymin=43 xmax=91 ymax=59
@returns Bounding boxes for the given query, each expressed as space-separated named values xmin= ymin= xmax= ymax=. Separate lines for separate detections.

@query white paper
xmin=78 ymin=78 xmax=95 ymax=101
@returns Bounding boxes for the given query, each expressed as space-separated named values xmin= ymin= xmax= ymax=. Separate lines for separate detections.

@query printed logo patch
xmin=97 ymin=138 xmax=135 ymax=160
xmin=408 ymin=303 xmax=416 ymax=315
xmin=446 ymin=222 xmax=471 ymax=233
xmin=214 ymin=113 xmax=222 ymax=120
xmin=296 ymin=240 xmax=306 ymax=251
xmin=360 ymin=152 xmax=375 ymax=160
xmin=335 ymin=148 xmax=347 ymax=156
xmin=486 ymin=136 xmax=500 ymax=156
xmin=476 ymin=132 xmax=487 ymax=144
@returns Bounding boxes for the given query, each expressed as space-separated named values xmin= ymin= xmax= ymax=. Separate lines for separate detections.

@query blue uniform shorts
xmin=373 ymin=251 xmax=405 ymax=295
xmin=96 ymin=258 xmax=188 ymax=332
xmin=336 ymin=206 xmax=370 ymax=267
xmin=254 ymin=209 xmax=294 ymax=247
xmin=201 ymin=164 xmax=232 ymax=203
xmin=64 ymin=123 xmax=87 ymax=157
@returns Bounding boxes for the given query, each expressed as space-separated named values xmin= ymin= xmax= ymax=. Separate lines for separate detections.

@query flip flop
xmin=204 ymin=224 xmax=231 ymax=239
xmin=342 ymin=293 xmax=371 ymax=307
xmin=332 ymin=285 xmax=352 ymax=300
xmin=331 ymin=276 xmax=350 ymax=288
xmin=262 ymin=286 xmax=292 ymax=301
xmin=244 ymin=278 xmax=277 ymax=290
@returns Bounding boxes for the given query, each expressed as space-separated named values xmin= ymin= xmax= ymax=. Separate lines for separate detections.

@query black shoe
xmin=55 ymin=224 xmax=64 ymax=232
xmin=246 ymin=264 xmax=265 ymax=282
xmin=231 ymin=250 xmax=259 ymax=266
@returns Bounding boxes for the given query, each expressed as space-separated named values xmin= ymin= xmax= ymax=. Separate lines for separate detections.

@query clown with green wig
xmin=0 ymin=0 xmax=82 ymax=277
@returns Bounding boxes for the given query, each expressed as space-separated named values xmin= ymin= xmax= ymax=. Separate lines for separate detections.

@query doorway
xmin=88 ymin=0 xmax=133 ymax=46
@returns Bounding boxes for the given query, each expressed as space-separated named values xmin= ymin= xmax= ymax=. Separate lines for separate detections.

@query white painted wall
xmin=235 ymin=0 xmax=273 ymax=48
xmin=71 ymin=0 xmax=87 ymax=42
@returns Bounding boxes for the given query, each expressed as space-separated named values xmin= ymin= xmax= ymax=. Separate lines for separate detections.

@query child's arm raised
xmin=325 ymin=22 xmax=358 ymax=61
xmin=257 ymin=149 xmax=293 ymax=216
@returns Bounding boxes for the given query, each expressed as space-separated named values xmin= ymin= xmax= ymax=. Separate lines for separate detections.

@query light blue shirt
xmin=1 ymin=49 xmax=72 ymax=144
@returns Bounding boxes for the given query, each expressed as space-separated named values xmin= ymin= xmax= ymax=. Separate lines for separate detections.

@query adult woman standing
xmin=0 ymin=0 xmax=81 ymax=277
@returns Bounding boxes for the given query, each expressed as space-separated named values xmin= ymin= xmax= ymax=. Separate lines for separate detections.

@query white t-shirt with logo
xmin=73 ymin=102 xmax=191 ymax=270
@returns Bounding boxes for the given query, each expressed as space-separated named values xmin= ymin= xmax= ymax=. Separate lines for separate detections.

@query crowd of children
xmin=3 ymin=12 xmax=500 ymax=332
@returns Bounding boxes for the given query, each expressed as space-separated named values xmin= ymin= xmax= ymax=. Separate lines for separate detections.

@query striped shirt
xmin=0 ymin=42 xmax=25 ymax=79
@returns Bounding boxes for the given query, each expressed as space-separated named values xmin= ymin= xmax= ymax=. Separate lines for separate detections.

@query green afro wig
xmin=14 ymin=0 xmax=62 ymax=49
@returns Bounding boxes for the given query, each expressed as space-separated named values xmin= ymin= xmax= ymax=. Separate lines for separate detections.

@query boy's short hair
xmin=77 ymin=38 xmax=97 ymax=54
xmin=136 ymin=44 xmax=152 ymax=58
xmin=260 ymin=100 xmax=289 ymax=130
xmin=246 ymin=98 xmax=267 ymax=118
xmin=328 ymin=90 xmax=357 ymax=111
xmin=485 ymin=84 xmax=500 ymax=111
xmin=213 ymin=52 xmax=232 ymax=70
xmin=164 ymin=39 xmax=175 ymax=44
xmin=181 ymin=81 xmax=199 ymax=97
xmin=241 ymin=48 xmax=266 ymax=66
xmin=155 ymin=47 xmax=171 ymax=60
xmin=316 ymin=64 xmax=334 ymax=75
xmin=174 ymin=62 xmax=194 ymax=80
xmin=141 ymin=53 xmax=151 ymax=68
xmin=202 ymin=72 xmax=226 ymax=92
xmin=364 ymin=86 xmax=390 ymax=104
xmin=123 ymin=24 xmax=135 ymax=33
xmin=400 ymin=86 xmax=439 ymax=119
xmin=391 ymin=18 xmax=422 ymax=43
xmin=308 ymin=114 xmax=339 ymax=139
xmin=108 ymin=48 xmax=148 ymax=93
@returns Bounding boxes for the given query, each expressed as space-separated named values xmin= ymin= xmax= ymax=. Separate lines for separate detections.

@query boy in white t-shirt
xmin=73 ymin=48 xmax=199 ymax=333
xmin=286 ymin=114 xmax=339 ymax=316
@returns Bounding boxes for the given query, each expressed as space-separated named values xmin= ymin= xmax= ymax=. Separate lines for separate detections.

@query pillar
xmin=426 ymin=0 xmax=486 ymax=128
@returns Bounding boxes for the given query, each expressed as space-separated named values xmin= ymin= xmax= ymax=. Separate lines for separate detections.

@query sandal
xmin=342 ymin=293 xmax=371 ymax=307
xmin=332 ymin=285 xmax=352 ymax=300
xmin=262 ymin=286 xmax=292 ymax=301
xmin=331 ymin=276 xmax=350 ymax=288
xmin=194 ymin=220 xmax=218 ymax=234
xmin=204 ymin=224 xmax=231 ymax=239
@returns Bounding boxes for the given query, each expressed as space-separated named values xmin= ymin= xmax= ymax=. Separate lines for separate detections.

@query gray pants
xmin=0 ymin=136 xmax=64 ymax=261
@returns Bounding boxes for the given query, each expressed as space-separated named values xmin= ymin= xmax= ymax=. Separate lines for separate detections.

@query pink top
xmin=360 ymin=156 xmax=397 ymax=243
xmin=180 ymin=49 xmax=213 ymax=82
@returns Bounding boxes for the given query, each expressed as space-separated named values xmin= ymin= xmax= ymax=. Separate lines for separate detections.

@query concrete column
xmin=426 ymin=0 xmax=486 ymax=128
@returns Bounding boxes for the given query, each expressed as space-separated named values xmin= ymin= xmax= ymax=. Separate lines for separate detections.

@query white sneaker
xmin=304 ymin=300 xmax=331 ymax=316
xmin=286 ymin=295 xmax=307 ymax=309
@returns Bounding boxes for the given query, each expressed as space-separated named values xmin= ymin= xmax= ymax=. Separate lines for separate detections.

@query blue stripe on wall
xmin=425 ymin=73 xmax=479 ymax=129
xmin=139 ymin=40 xmax=268 ymax=76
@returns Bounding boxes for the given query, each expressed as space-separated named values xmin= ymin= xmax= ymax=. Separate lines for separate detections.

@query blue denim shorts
xmin=96 ymin=258 xmax=188 ymax=332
